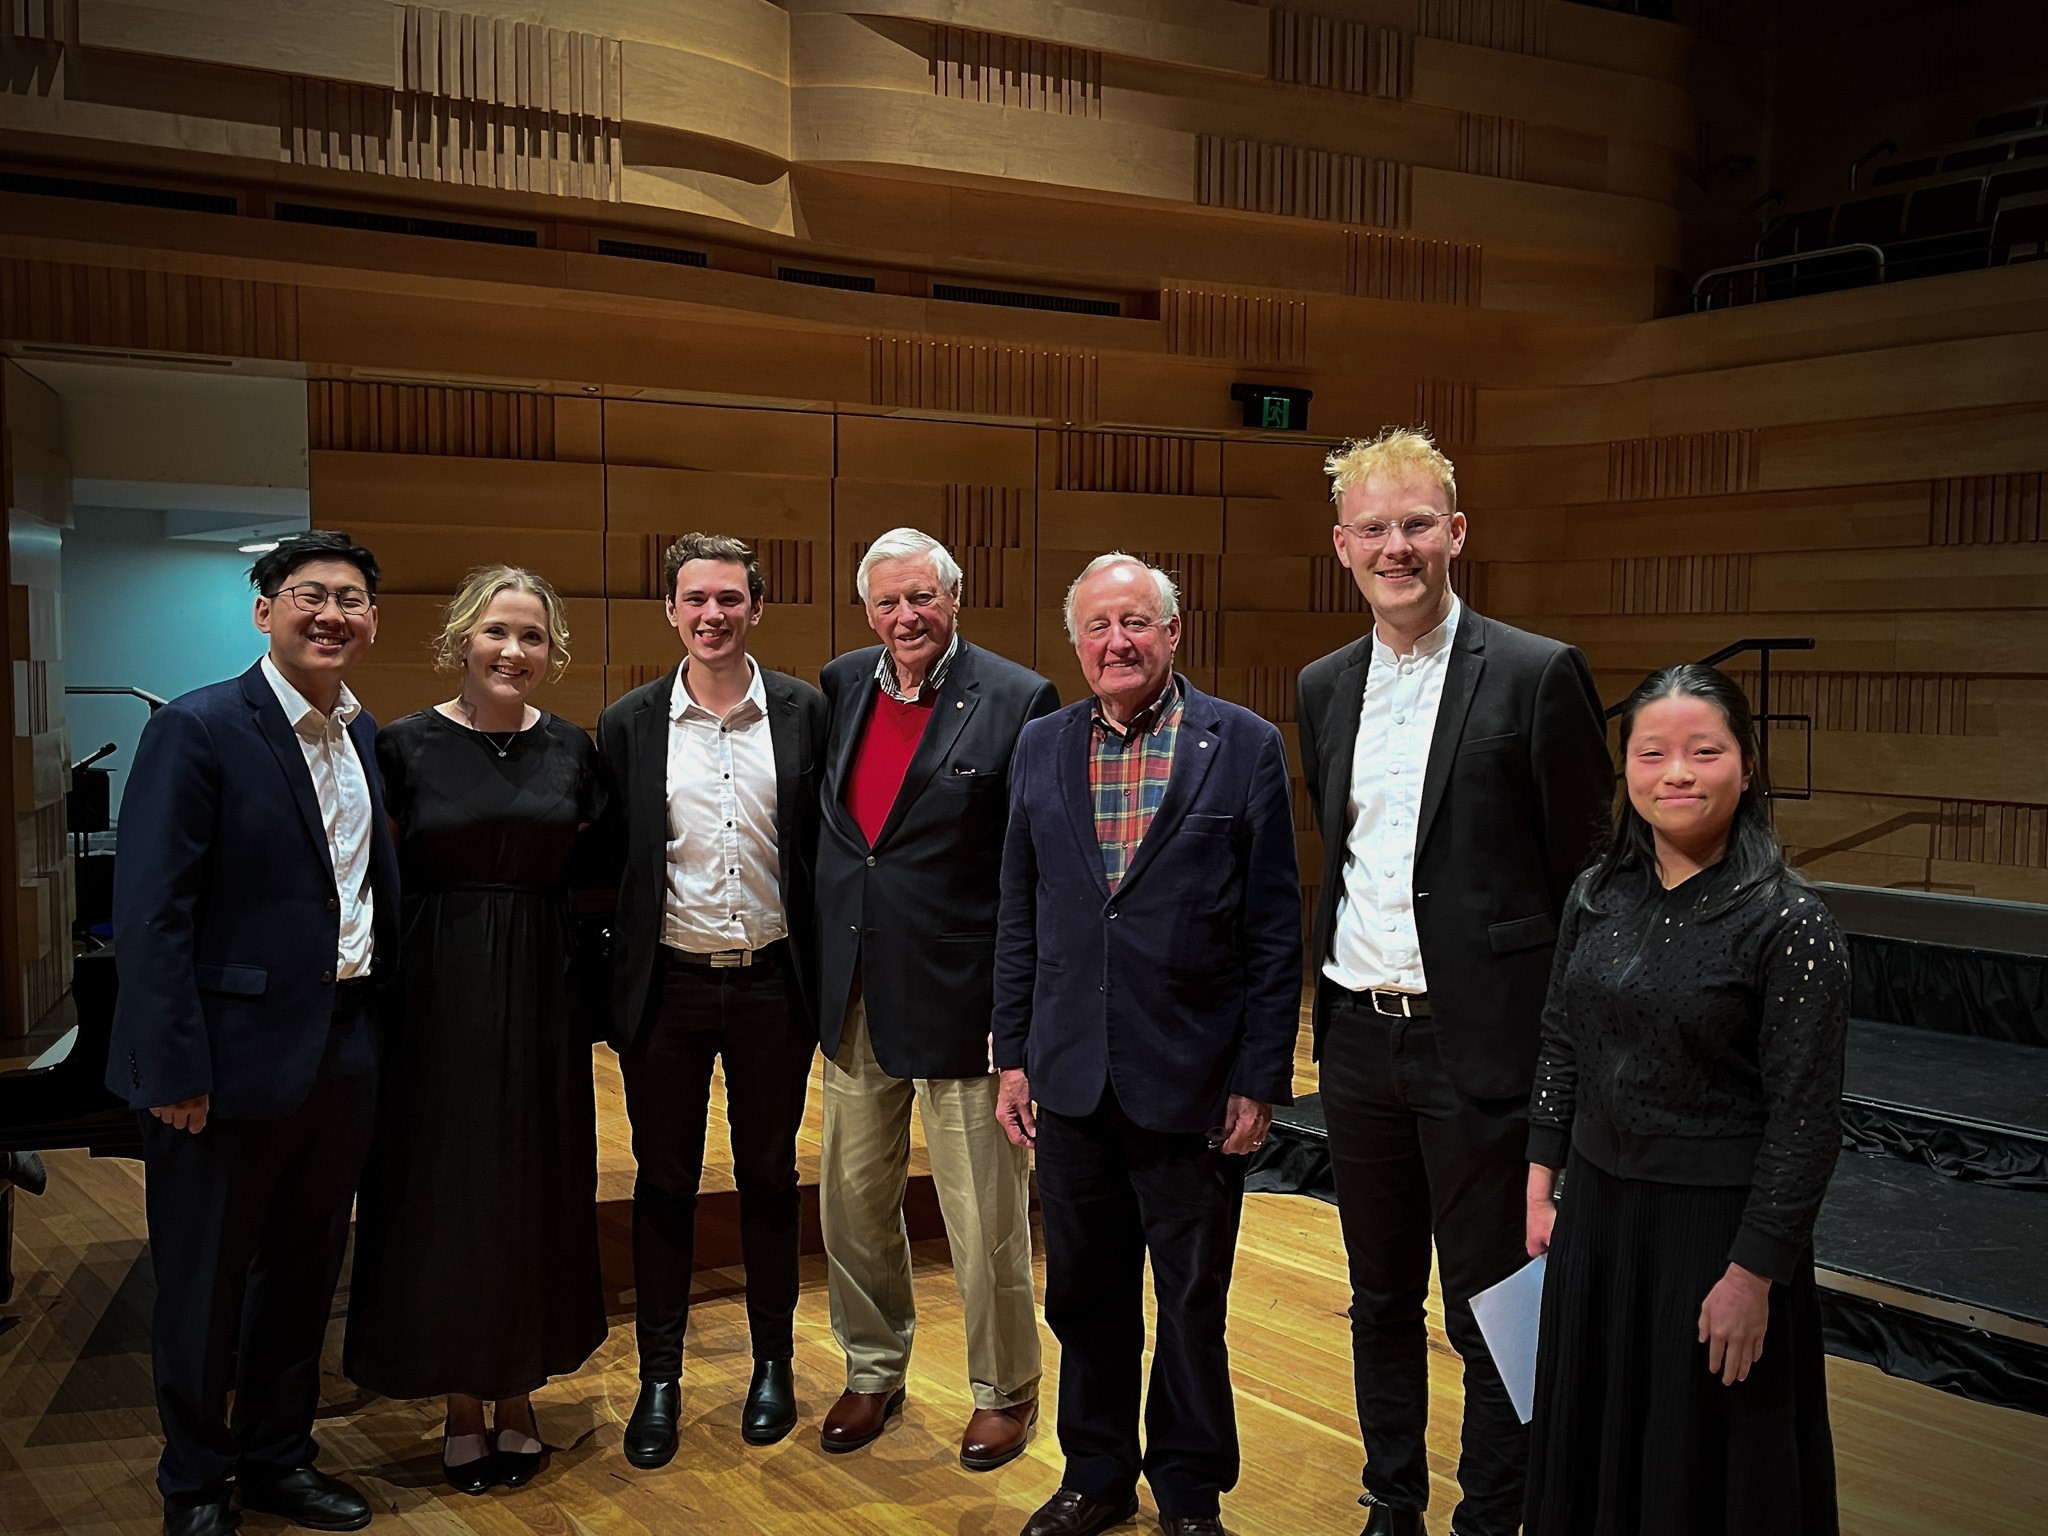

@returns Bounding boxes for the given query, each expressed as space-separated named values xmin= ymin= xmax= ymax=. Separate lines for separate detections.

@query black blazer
xmin=595 ymin=663 xmax=828 ymax=1053
xmin=1297 ymin=607 xmax=1612 ymax=1103
xmin=817 ymin=639 xmax=1060 ymax=1080
xmin=991 ymin=680 xmax=1302 ymax=1133
xmin=107 ymin=663 xmax=400 ymax=1120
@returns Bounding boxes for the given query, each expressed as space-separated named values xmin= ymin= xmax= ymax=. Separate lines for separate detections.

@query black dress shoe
xmin=1160 ymin=1519 xmax=1227 ymax=1536
xmin=741 ymin=1358 xmax=797 ymax=1445
xmin=163 ymin=1500 xmax=238 ymax=1536
xmin=1358 ymin=1499 xmax=1425 ymax=1536
xmin=236 ymin=1468 xmax=371 ymax=1532
xmin=1020 ymin=1487 xmax=1140 ymax=1536
xmin=623 ymin=1379 xmax=681 ymax=1469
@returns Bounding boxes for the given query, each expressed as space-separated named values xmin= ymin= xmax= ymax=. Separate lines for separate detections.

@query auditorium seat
xmin=1833 ymin=192 xmax=1905 ymax=244
xmin=1976 ymin=104 xmax=2046 ymax=135
xmin=1870 ymin=156 xmax=1938 ymax=186
xmin=1991 ymin=191 xmax=2048 ymax=263
xmin=1902 ymin=178 xmax=1985 ymax=236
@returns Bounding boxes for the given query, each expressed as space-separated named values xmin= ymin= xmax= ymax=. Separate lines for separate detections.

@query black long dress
xmin=1525 ymin=862 xmax=1849 ymax=1536
xmin=344 ymin=709 xmax=608 ymax=1401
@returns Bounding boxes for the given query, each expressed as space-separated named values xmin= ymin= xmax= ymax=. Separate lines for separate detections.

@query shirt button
xmin=326 ymin=898 xmax=338 ymax=912
xmin=1390 ymin=763 xmax=1403 ymax=774
xmin=1394 ymin=712 xmax=1406 ymax=724
xmin=866 ymin=855 xmax=877 ymax=867
xmin=320 ymin=969 xmax=335 ymax=984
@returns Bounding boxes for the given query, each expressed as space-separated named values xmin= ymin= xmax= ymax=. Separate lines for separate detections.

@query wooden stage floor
xmin=3 ymin=1037 xmax=2043 ymax=1536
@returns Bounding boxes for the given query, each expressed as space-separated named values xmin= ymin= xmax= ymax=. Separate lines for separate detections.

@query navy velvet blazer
xmin=106 ymin=662 xmax=399 ymax=1120
xmin=990 ymin=677 xmax=1303 ymax=1134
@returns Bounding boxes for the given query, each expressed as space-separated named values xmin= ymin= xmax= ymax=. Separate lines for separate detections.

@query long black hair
xmin=1579 ymin=662 xmax=1786 ymax=920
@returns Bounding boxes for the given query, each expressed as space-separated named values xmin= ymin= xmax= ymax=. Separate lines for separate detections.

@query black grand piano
xmin=1 ymin=948 xmax=142 ymax=1301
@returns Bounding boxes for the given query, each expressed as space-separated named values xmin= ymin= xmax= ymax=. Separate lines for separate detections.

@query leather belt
xmin=668 ymin=941 xmax=781 ymax=970
xmin=1341 ymin=987 xmax=1429 ymax=1019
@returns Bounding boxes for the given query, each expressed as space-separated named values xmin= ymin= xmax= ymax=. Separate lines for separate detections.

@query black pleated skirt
xmin=1525 ymin=1157 xmax=1839 ymax=1536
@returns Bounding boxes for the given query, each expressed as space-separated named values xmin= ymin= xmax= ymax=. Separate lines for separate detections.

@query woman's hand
xmin=1525 ymin=1165 xmax=1557 ymax=1258
xmin=1698 ymin=1263 xmax=1771 ymax=1385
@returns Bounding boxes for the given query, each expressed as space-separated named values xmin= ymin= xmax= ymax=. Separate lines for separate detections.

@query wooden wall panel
xmin=1267 ymin=8 xmax=1405 ymax=99
xmin=1 ymin=360 xmax=73 ymax=1036
xmin=0 ymin=260 xmax=299 ymax=359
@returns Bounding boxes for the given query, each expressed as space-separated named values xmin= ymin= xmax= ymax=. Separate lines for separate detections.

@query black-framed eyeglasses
xmin=270 ymin=582 xmax=373 ymax=615
xmin=1336 ymin=511 xmax=1453 ymax=546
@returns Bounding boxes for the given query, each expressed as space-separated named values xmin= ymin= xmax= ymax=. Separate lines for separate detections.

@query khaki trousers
xmin=820 ymin=996 xmax=1042 ymax=1410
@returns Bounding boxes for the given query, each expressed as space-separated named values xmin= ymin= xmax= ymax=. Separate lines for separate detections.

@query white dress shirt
xmin=259 ymin=656 xmax=375 ymax=978
xmin=662 ymin=657 xmax=786 ymax=954
xmin=1323 ymin=598 xmax=1462 ymax=996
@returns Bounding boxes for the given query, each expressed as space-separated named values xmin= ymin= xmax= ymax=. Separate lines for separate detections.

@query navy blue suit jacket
xmin=991 ymin=677 xmax=1302 ymax=1134
xmin=106 ymin=663 xmax=399 ymax=1120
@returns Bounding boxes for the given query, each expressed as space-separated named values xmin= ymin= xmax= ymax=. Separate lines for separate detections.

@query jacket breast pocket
xmin=195 ymin=963 xmax=269 ymax=997
xmin=1458 ymin=731 xmax=1519 ymax=757
xmin=1486 ymin=914 xmax=1557 ymax=954
xmin=1183 ymin=813 xmax=1235 ymax=837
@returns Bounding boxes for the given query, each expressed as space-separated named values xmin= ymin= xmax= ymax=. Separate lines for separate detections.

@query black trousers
xmin=1037 ymin=1086 xmax=1246 ymax=1521
xmin=619 ymin=943 xmax=815 ymax=1379
xmin=140 ymin=983 xmax=379 ymax=1507
xmin=1319 ymin=986 xmax=1530 ymax=1536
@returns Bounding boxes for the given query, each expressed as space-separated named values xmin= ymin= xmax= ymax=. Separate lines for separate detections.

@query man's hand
xmin=995 ymin=1068 xmax=1037 ymax=1149
xmin=149 ymin=1095 xmax=210 ymax=1135
xmin=1698 ymin=1262 xmax=1771 ymax=1385
xmin=1217 ymin=1094 xmax=1272 ymax=1156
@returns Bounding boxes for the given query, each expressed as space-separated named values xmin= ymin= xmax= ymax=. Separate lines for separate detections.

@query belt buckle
xmin=1369 ymin=989 xmax=1412 ymax=1018
xmin=707 ymin=949 xmax=750 ymax=969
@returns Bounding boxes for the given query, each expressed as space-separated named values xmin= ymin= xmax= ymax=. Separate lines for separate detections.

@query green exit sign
xmin=1230 ymin=382 xmax=1313 ymax=432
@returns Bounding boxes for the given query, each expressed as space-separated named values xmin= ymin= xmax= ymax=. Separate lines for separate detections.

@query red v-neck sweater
xmin=847 ymin=690 xmax=936 ymax=847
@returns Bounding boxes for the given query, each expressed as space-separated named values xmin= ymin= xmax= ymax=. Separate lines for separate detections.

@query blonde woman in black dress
xmin=345 ymin=566 xmax=607 ymax=1493
xmin=1525 ymin=664 xmax=1847 ymax=1536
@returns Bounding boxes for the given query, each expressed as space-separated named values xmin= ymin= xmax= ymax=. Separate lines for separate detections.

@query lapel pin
xmin=956 ymin=700 xmax=965 ymax=709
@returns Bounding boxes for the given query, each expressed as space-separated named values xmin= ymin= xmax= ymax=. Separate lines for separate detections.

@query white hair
xmin=1063 ymin=552 xmax=1180 ymax=644
xmin=856 ymin=527 xmax=963 ymax=603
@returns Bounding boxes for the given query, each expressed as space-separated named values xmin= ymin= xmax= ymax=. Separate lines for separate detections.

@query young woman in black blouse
xmin=1523 ymin=663 xmax=1848 ymax=1536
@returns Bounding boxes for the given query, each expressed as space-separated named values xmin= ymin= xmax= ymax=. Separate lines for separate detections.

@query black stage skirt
xmin=1525 ymin=1157 xmax=1839 ymax=1536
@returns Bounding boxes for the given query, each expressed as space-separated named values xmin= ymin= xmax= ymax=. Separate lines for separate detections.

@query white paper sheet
xmin=1469 ymin=1254 xmax=1547 ymax=1425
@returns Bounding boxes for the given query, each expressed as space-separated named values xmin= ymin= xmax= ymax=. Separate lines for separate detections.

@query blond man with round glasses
xmin=1297 ymin=428 xmax=1612 ymax=1536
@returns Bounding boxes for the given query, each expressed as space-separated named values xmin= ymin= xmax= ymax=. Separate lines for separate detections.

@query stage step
xmin=1842 ymin=1019 xmax=2048 ymax=1186
xmin=1815 ymin=1151 xmax=2048 ymax=1416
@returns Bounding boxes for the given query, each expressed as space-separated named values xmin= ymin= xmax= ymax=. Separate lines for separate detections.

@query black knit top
xmin=1526 ymin=860 xmax=1849 ymax=1284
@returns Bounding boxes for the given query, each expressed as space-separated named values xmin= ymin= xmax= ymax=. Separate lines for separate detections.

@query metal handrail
xmin=1692 ymin=244 xmax=1886 ymax=311
xmin=65 ymin=685 xmax=167 ymax=713
xmin=1604 ymin=638 xmax=1817 ymax=805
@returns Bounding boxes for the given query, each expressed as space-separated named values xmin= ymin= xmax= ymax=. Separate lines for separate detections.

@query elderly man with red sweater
xmin=812 ymin=527 xmax=1060 ymax=1471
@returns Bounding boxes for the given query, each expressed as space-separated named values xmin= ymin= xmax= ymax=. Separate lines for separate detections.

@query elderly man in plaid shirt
xmin=991 ymin=553 xmax=1302 ymax=1536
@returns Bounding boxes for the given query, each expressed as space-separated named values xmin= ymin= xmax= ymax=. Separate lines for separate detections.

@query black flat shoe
xmin=237 ymin=1467 xmax=371 ymax=1532
xmin=492 ymin=1408 xmax=546 ymax=1489
xmin=443 ymin=1417 xmax=496 ymax=1495
xmin=740 ymin=1358 xmax=797 ymax=1445
xmin=623 ymin=1379 xmax=681 ymax=1469
xmin=1358 ymin=1499 xmax=1424 ymax=1536
xmin=163 ymin=1499 xmax=238 ymax=1536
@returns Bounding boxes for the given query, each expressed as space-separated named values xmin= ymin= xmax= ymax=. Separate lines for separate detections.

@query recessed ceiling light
xmin=238 ymin=540 xmax=279 ymax=554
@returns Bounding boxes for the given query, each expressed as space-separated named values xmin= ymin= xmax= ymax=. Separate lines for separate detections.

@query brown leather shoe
xmin=960 ymin=1398 xmax=1038 ymax=1470
xmin=819 ymin=1386 xmax=905 ymax=1453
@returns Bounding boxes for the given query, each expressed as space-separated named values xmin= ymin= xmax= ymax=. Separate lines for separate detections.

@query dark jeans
xmin=1319 ymin=986 xmax=1530 ymax=1536
xmin=1036 ymin=1087 xmax=1246 ymax=1521
xmin=141 ymin=984 xmax=380 ymax=1507
xmin=619 ymin=943 xmax=815 ymax=1378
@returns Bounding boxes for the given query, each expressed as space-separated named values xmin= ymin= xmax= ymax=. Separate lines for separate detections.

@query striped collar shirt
xmin=1089 ymin=675 xmax=1184 ymax=891
xmin=875 ymin=630 xmax=960 ymax=703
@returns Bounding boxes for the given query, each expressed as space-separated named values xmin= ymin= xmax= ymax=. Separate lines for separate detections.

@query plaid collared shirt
xmin=1089 ymin=676 xmax=1184 ymax=890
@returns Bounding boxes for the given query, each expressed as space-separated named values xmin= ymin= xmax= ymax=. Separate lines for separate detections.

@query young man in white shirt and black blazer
xmin=594 ymin=533 xmax=828 ymax=1469
xmin=1296 ymin=430 xmax=1611 ymax=1536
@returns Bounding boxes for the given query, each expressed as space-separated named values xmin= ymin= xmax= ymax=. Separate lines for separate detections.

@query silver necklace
xmin=461 ymin=701 xmax=520 ymax=757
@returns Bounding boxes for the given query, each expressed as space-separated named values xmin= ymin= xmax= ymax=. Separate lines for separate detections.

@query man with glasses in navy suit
xmin=110 ymin=530 xmax=399 ymax=1536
